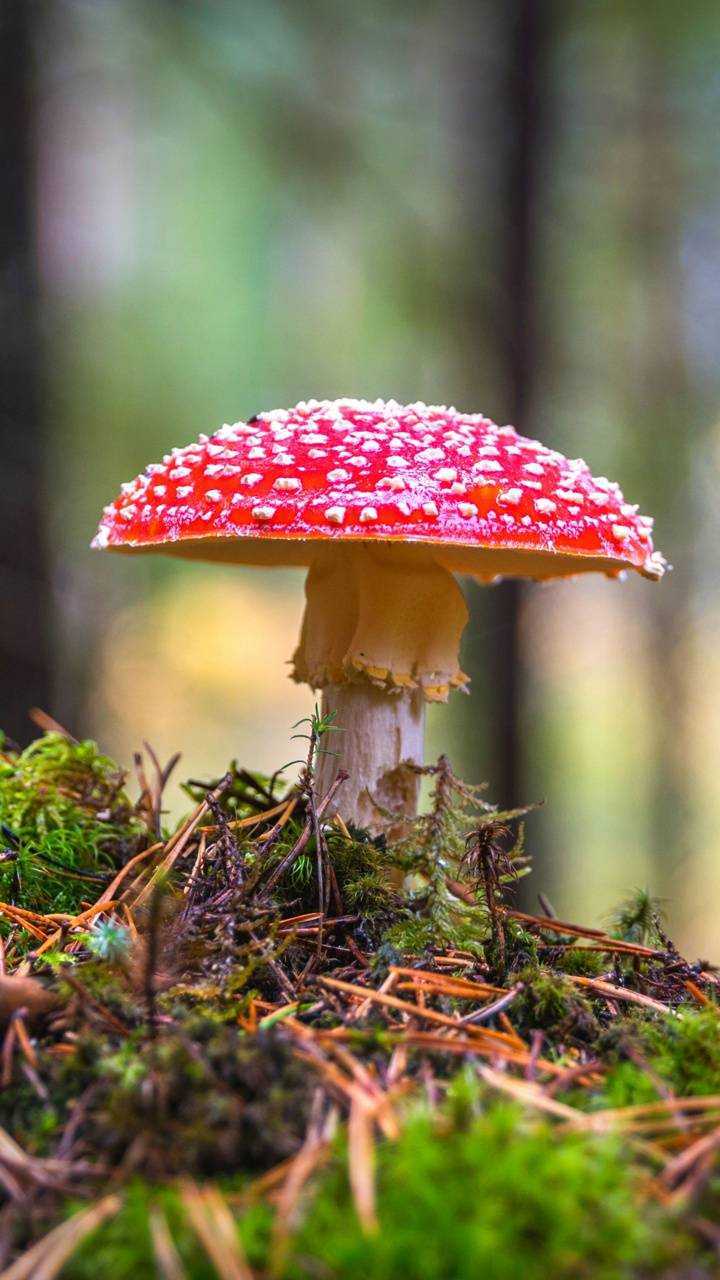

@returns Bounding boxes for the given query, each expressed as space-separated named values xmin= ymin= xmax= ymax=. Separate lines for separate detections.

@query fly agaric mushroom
xmin=93 ymin=398 xmax=665 ymax=830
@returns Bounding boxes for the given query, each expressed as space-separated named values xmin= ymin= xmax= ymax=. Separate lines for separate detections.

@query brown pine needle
xmin=149 ymin=1207 xmax=187 ymax=1280
xmin=348 ymin=1098 xmax=378 ymax=1234
xmin=565 ymin=975 xmax=672 ymax=1015
xmin=179 ymin=1182 xmax=254 ymax=1280
xmin=0 ymin=1193 xmax=122 ymax=1280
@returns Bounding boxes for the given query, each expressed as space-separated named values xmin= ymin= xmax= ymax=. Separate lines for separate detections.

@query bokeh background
xmin=3 ymin=0 xmax=720 ymax=954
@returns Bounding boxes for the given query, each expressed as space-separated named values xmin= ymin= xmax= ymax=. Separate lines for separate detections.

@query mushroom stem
xmin=292 ymin=543 xmax=470 ymax=830
xmin=292 ymin=544 xmax=469 ymax=699
xmin=315 ymin=683 xmax=425 ymax=832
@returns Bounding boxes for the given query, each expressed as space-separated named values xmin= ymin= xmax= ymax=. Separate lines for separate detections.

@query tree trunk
xmin=0 ymin=2 xmax=51 ymax=744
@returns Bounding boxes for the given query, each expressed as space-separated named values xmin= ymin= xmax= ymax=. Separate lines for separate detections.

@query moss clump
xmin=64 ymin=1089 xmax=674 ymax=1280
xmin=287 ymin=1107 xmax=662 ymax=1280
xmin=598 ymin=1009 xmax=720 ymax=1108
xmin=0 ymin=732 xmax=142 ymax=916
xmin=0 ymin=1020 xmax=315 ymax=1177
xmin=554 ymin=946 xmax=606 ymax=977
xmin=512 ymin=964 xmax=598 ymax=1042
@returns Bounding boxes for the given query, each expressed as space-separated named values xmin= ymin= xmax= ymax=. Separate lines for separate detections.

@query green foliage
xmin=599 ymin=1010 xmax=720 ymax=1108
xmin=512 ymin=965 xmax=597 ymax=1042
xmin=0 ymin=732 xmax=142 ymax=916
xmin=63 ymin=1092 xmax=670 ymax=1280
xmin=610 ymin=890 xmax=665 ymax=947
xmin=286 ymin=1105 xmax=661 ymax=1280
xmin=555 ymin=946 xmax=605 ymax=976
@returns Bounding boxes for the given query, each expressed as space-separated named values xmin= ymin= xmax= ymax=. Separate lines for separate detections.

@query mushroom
xmin=93 ymin=398 xmax=665 ymax=830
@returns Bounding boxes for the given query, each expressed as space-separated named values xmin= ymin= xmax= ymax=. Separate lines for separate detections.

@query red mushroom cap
xmin=93 ymin=398 xmax=665 ymax=581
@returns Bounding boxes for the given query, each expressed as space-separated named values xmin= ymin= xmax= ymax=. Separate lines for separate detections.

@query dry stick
xmin=660 ymin=1123 xmax=720 ymax=1190
xmin=262 ymin=773 xmax=347 ymax=894
xmin=61 ymin=974 xmax=129 ymax=1038
xmin=504 ymin=909 xmax=661 ymax=958
xmin=478 ymin=1065 xmax=591 ymax=1127
xmin=133 ymin=774 xmax=232 ymax=906
xmin=201 ymin=796 xmax=293 ymax=836
xmin=316 ymin=975 xmax=521 ymax=1049
xmin=389 ymin=967 xmax=505 ymax=999
xmin=566 ymin=974 xmax=672 ymax=1015
xmin=459 ymin=983 xmax=524 ymax=1026
xmin=144 ymin=881 xmax=164 ymax=1040
xmin=347 ymin=969 xmax=399 ymax=1024
xmin=96 ymin=842 xmax=164 ymax=906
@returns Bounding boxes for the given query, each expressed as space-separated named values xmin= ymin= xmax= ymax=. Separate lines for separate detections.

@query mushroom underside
xmin=110 ymin=535 xmax=651 ymax=831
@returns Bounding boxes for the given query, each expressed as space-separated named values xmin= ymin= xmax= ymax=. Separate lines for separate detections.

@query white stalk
xmin=315 ymin=683 xmax=425 ymax=833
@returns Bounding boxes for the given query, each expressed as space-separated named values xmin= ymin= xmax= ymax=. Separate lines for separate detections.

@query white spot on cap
xmin=94 ymin=526 xmax=110 ymax=548
xmin=535 ymin=498 xmax=557 ymax=515
xmin=359 ymin=506 xmax=378 ymax=523
xmin=205 ymin=489 xmax=222 ymax=502
xmin=525 ymin=462 xmax=545 ymax=476
xmin=434 ymin=467 xmax=457 ymax=483
xmin=327 ymin=468 xmax=350 ymax=482
xmin=273 ymin=477 xmax=301 ymax=491
xmin=153 ymin=485 xmax=166 ymax=497
xmin=170 ymin=466 xmax=191 ymax=480
xmin=378 ymin=476 xmax=406 ymax=491
xmin=386 ymin=455 xmax=409 ymax=469
xmin=498 ymin=488 xmax=523 ymax=506
xmin=416 ymin=447 xmax=444 ymax=462
xmin=177 ymin=486 xmax=192 ymax=498
xmin=241 ymin=473 xmax=263 ymax=487
xmin=458 ymin=502 xmax=478 ymax=518
xmin=251 ymin=505 xmax=275 ymax=521
xmin=422 ymin=501 xmax=438 ymax=518
xmin=612 ymin=523 xmax=632 ymax=541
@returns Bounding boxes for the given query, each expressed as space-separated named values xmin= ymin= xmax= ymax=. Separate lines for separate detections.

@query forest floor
xmin=0 ymin=714 xmax=719 ymax=1278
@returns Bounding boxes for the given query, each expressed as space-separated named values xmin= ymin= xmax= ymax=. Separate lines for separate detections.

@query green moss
xmin=288 ymin=1107 xmax=664 ymax=1280
xmin=556 ymin=946 xmax=606 ymax=977
xmin=596 ymin=1009 xmax=720 ymax=1108
xmin=63 ymin=1093 xmax=678 ymax=1280
xmin=0 ymin=732 xmax=142 ymax=917
xmin=513 ymin=965 xmax=598 ymax=1041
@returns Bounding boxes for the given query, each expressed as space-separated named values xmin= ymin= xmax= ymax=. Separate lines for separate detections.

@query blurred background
xmin=2 ymin=0 xmax=719 ymax=953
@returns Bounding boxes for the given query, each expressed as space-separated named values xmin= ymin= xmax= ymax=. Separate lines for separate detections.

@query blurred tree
xmin=0 ymin=0 xmax=51 ymax=743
